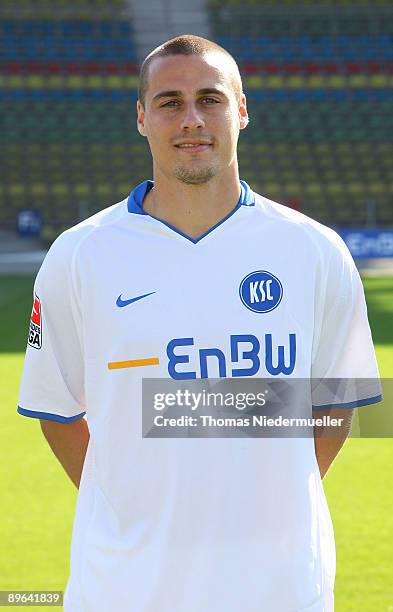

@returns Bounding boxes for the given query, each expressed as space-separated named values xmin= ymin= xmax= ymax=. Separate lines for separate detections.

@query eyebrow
xmin=152 ymin=87 xmax=227 ymax=103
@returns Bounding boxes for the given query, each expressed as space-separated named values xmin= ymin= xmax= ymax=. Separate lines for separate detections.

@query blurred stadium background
xmin=0 ymin=0 xmax=393 ymax=262
xmin=0 ymin=1 xmax=392 ymax=611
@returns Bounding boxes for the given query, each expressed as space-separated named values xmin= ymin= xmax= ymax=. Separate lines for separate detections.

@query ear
xmin=239 ymin=93 xmax=249 ymax=130
xmin=137 ymin=100 xmax=147 ymax=137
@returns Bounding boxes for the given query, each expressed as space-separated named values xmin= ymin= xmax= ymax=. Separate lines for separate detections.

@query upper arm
xmin=18 ymin=235 xmax=86 ymax=424
xmin=311 ymin=232 xmax=382 ymax=411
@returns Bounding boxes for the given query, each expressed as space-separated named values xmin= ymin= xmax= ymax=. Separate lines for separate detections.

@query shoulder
xmin=252 ymin=191 xmax=351 ymax=263
xmin=41 ymin=197 xmax=130 ymax=267
xmin=36 ymin=197 xmax=129 ymax=290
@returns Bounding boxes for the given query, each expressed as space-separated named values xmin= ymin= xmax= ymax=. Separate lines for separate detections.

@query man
xmin=18 ymin=35 xmax=381 ymax=611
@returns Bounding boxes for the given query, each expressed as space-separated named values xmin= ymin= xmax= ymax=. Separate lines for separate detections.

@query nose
xmin=180 ymin=103 xmax=205 ymax=130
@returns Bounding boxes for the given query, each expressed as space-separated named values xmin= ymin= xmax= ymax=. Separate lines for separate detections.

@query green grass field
xmin=0 ymin=275 xmax=392 ymax=611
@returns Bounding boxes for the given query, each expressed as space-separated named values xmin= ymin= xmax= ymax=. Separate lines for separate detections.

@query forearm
xmin=313 ymin=409 xmax=354 ymax=479
xmin=40 ymin=418 xmax=90 ymax=489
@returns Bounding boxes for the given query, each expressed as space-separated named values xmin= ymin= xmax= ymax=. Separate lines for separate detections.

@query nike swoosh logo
xmin=116 ymin=291 xmax=156 ymax=308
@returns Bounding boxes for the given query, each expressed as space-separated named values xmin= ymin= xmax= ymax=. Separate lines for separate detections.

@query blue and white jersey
xmin=18 ymin=180 xmax=381 ymax=612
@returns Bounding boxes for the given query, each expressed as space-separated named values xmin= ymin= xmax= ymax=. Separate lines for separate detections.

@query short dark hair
xmin=138 ymin=34 xmax=243 ymax=107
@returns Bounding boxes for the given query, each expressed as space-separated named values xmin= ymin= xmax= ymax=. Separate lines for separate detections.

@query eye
xmin=201 ymin=97 xmax=220 ymax=104
xmin=161 ymin=100 xmax=179 ymax=108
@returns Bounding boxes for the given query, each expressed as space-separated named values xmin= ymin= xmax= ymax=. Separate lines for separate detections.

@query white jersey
xmin=18 ymin=180 xmax=381 ymax=612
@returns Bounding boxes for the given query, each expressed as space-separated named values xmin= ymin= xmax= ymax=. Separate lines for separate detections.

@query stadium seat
xmin=1 ymin=2 xmax=393 ymax=231
xmin=230 ymin=2 xmax=393 ymax=226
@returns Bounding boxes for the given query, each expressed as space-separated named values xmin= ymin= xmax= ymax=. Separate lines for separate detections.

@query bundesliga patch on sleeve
xmin=28 ymin=293 xmax=42 ymax=349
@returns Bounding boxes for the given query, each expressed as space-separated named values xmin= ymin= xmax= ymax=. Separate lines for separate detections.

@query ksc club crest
xmin=239 ymin=271 xmax=283 ymax=313
xmin=28 ymin=293 xmax=42 ymax=349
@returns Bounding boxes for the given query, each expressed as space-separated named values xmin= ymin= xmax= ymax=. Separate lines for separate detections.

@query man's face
xmin=137 ymin=53 xmax=248 ymax=185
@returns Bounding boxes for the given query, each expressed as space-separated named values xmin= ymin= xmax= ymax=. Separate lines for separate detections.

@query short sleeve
xmin=311 ymin=232 xmax=382 ymax=410
xmin=17 ymin=235 xmax=86 ymax=423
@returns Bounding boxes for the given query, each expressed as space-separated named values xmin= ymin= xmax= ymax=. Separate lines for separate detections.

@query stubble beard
xmin=173 ymin=165 xmax=217 ymax=185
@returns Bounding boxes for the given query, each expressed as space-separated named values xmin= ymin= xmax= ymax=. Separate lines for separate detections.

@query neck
xmin=143 ymin=168 xmax=242 ymax=239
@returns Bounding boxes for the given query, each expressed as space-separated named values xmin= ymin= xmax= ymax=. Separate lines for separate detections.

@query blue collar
xmin=127 ymin=179 xmax=255 ymax=215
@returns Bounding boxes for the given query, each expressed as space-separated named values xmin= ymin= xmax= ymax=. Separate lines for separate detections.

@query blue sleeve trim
xmin=17 ymin=406 xmax=86 ymax=423
xmin=312 ymin=393 xmax=383 ymax=411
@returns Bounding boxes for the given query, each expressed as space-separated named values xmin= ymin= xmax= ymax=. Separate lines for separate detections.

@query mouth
xmin=174 ymin=141 xmax=213 ymax=153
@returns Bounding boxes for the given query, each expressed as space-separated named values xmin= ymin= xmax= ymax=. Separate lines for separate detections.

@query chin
xmin=174 ymin=167 xmax=217 ymax=185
